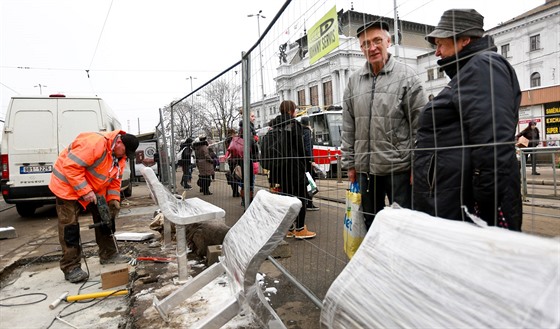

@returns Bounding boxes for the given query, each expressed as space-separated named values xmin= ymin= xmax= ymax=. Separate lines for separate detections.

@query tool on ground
xmin=88 ymin=195 xmax=119 ymax=252
xmin=65 ymin=289 xmax=128 ymax=302
xmin=55 ymin=316 xmax=79 ymax=329
xmin=128 ymin=256 xmax=175 ymax=266
xmin=49 ymin=291 xmax=69 ymax=310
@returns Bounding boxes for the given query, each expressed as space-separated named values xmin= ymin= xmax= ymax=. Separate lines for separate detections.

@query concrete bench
xmin=153 ymin=189 xmax=301 ymax=328
xmin=141 ymin=167 xmax=225 ymax=282
xmin=321 ymin=206 xmax=560 ymax=328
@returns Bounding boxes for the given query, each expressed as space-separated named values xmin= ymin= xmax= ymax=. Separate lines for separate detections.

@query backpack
xmin=227 ymin=136 xmax=244 ymax=159
xmin=260 ymin=125 xmax=289 ymax=170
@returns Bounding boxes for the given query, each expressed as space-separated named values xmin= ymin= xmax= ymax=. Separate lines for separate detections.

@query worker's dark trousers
xmin=56 ymin=198 xmax=117 ymax=274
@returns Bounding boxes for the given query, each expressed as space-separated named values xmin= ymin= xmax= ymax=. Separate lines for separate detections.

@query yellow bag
xmin=343 ymin=181 xmax=367 ymax=259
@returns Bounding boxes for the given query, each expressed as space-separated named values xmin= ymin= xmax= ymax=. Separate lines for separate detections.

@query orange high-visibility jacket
xmin=49 ymin=130 xmax=128 ymax=209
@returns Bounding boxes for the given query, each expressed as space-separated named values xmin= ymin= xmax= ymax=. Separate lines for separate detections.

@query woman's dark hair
xmin=279 ymin=100 xmax=297 ymax=115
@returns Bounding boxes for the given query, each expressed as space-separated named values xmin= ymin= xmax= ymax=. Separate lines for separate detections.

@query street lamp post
xmin=186 ymin=76 xmax=197 ymax=137
xmin=34 ymin=84 xmax=47 ymax=95
xmin=248 ymin=10 xmax=266 ymax=114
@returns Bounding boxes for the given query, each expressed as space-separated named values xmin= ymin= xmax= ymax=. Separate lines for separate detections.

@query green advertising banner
xmin=308 ymin=6 xmax=339 ymax=65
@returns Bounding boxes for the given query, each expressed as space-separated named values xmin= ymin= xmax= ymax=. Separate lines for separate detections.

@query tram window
xmin=327 ymin=114 xmax=342 ymax=147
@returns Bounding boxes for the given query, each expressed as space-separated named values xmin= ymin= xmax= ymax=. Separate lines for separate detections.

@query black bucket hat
xmin=426 ymin=9 xmax=484 ymax=45
xmin=120 ymin=133 xmax=139 ymax=159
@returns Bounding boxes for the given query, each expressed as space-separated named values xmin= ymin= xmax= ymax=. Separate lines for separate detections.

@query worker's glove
xmin=108 ymin=200 xmax=121 ymax=219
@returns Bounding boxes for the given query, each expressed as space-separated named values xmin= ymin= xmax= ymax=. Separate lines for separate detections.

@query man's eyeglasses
xmin=360 ymin=38 xmax=384 ymax=49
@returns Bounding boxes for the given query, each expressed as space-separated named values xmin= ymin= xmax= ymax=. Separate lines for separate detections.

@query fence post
xmin=241 ymin=51 xmax=252 ymax=209
xmin=170 ymin=104 xmax=177 ymax=194
xmin=520 ymin=149 xmax=527 ymax=200
xmin=552 ymin=151 xmax=558 ymax=197
xmin=337 ymin=154 xmax=342 ymax=183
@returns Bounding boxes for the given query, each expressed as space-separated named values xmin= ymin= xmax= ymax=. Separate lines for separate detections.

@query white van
xmin=0 ymin=94 xmax=132 ymax=217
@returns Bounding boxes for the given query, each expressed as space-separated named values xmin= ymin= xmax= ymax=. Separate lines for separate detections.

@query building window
xmin=297 ymin=89 xmax=306 ymax=106
xmin=530 ymin=72 xmax=541 ymax=88
xmin=501 ymin=44 xmax=510 ymax=57
xmin=530 ymin=34 xmax=540 ymax=51
xmin=323 ymin=81 xmax=333 ymax=107
xmin=310 ymin=85 xmax=319 ymax=106
xmin=437 ymin=69 xmax=444 ymax=79
xmin=427 ymin=68 xmax=435 ymax=81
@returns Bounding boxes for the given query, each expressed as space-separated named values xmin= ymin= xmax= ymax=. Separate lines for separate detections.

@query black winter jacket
xmin=267 ymin=113 xmax=307 ymax=198
xmin=413 ymin=36 xmax=522 ymax=231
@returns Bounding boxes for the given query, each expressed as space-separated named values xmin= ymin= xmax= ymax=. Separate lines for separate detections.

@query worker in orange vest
xmin=49 ymin=130 xmax=139 ymax=283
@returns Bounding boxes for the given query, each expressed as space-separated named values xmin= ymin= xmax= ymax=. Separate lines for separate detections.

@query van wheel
xmin=16 ymin=204 xmax=37 ymax=217
xmin=123 ymin=183 xmax=132 ymax=198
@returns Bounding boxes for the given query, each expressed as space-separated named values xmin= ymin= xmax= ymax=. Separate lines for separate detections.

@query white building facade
xmin=256 ymin=2 xmax=559 ymax=143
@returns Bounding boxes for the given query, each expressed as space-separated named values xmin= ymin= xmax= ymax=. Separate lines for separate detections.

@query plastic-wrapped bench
xmin=141 ymin=167 xmax=226 ymax=282
xmin=321 ymin=206 xmax=560 ymax=328
xmin=153 ymin=189 xmax=301 ymax=328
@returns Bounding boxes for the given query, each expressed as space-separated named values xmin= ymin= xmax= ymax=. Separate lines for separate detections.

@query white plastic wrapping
xmin=221 ymin=189 xmax=301 ymax=328
xmin=321 ymin=206 xmax=560 ymax=328
xmin=141 ymin=167 xmax=225 ymax=224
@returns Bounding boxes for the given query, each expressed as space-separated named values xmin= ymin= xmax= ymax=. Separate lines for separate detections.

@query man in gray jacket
xmin=341 ymin=21 xmax=426 ymax=230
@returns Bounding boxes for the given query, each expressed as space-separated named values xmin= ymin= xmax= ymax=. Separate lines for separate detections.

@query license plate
xmin=20 ymin=165 xmax=53 ymax=174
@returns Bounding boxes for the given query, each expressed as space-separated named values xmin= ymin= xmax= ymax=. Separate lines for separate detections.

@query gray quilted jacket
xmin=341 ymin=55 xmax=426 ymax=175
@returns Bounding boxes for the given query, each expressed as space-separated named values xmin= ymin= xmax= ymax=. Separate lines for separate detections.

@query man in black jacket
xmin=179 ymin=137 xmax=193 ymax=190
xmin=413 ymin=9 xmax=522 ymax=231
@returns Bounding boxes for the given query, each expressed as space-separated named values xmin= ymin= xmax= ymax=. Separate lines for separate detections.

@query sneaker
xmin=286 ymin=230 xmax=295 ymax=238
xmin=293 ymin=225 xmax=316 ymax=240
xmin=185 ymin=184 xmax=192 ymax=190
xmin=64 ymin=267 xmax=89 ymax=283
xmin=100 ymin=253 xmax=130 ymax=265
xmin=532 ymin=172 xmax=541 ymax=175
xmin=307 ymin=204 xmax=320 ymax=211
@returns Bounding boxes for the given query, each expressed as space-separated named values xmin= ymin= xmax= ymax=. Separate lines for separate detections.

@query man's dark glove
xmin=108 ymin=199 xmax=120 ymax=219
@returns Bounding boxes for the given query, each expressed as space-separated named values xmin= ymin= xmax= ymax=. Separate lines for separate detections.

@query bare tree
xmin=202 ymin=79 xmax=242 ymax=141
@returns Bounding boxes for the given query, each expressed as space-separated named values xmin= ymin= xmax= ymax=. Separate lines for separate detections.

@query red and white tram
xmin=301 ymin=106 xmax=343 ymax=176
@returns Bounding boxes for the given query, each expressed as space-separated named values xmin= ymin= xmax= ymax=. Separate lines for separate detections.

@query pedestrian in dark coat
xmin=413 ymin=9 xmax=522 ymax=231
xmin=516 ymin=121 xmax=541 ymax=175
xmin=268 ymin=100 xmax=316 ymax=239
xmin=178 ymin=137 xmax=193 ymax=189
xmin=193 ymin=136 xmax=214 ymax=195
xmin=208 ymin=146 xmax=219 ymax=180
xmin=301 ymin=116 xmax=319 ymax=211
xmin=237 ymin=114 xmax=259 ymax=207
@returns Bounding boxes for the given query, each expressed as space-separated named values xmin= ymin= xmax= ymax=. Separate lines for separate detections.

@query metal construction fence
xmin=147 ymin=0 xmax=560 ymax=325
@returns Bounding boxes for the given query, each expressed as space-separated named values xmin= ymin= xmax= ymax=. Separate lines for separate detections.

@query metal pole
xmin=520 ymin=149 xmax=527 ymax=200
xmin=34 ymin=83 xmax=47 ymax=95
xmin=187 ymin=76 xmax=197 ymax=136
xmin=241 ymin=51 xmax=251 ymax=209
xmin=393 ymin=0 xmax=399 ymax=58
xmin=249 ymin=11 xmax=267 ymax=125
xmin=170 ymin=104 xmax=176 ymax=194
xmin=257 ymin=14 xmax=266 ymax=115
xmin=337 ymin=154 xmax=342 ymax=183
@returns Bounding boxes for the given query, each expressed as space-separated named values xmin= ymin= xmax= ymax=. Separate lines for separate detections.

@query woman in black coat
xmin=267 ymin=100 xmax=315 ymax=239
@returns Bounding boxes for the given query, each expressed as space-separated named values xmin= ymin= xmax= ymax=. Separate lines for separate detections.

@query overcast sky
xmin=0 ymin=0 xmax=546 ymax=135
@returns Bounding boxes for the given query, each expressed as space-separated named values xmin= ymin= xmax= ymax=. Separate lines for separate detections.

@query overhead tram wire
xmin=86 ymin=0 xmax=115 ymax=94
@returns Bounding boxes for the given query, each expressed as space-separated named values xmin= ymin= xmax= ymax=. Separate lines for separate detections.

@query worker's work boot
xmin=64 ymin=267 xmax=89 ymax=283
xmin=100 ymin=253 xmax=130 ymax=265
